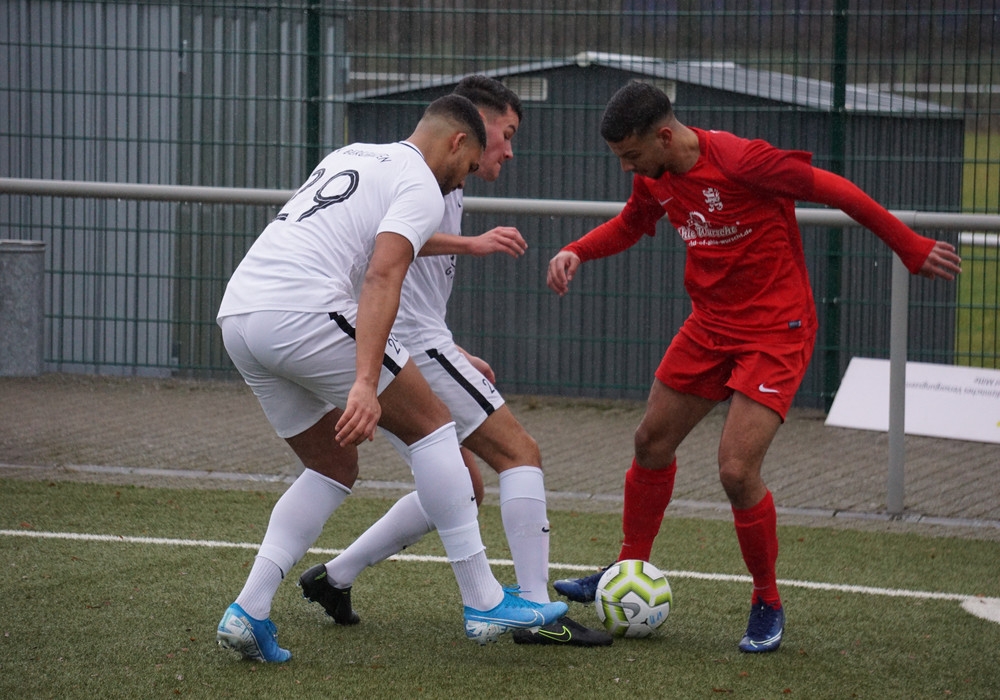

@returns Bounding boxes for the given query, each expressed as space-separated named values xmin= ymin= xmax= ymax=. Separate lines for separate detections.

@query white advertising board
xmin=825 ymin=357 xmax=1000 ymax=444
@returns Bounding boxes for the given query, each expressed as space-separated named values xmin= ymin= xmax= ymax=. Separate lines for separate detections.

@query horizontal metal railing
xmin=3 ymin=178 xmax=1000 ymax=230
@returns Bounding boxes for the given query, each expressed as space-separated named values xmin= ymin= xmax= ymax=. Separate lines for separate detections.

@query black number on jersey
xmin=275 ymin=168 xmax=326 ymax=221
xmin=275 ymin=168 xmax=360 ymax=222
xmin=298 ymin=169 xmax=360 ymax=221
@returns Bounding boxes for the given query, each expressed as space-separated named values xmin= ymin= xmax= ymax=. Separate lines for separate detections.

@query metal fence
xmin=1 ymin=1 xmax=997 ymax=407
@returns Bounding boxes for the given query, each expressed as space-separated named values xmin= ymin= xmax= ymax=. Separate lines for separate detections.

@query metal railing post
xmin=887 ymin=254 xmax=909 ymax=517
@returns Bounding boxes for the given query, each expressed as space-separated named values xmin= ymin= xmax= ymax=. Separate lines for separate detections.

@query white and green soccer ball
xmin=594 ymin=559 xmax=673 ymax=638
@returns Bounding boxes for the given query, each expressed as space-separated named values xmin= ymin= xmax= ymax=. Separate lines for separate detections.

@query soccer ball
xmin=594 ymin=559 xmax=672 ymax=638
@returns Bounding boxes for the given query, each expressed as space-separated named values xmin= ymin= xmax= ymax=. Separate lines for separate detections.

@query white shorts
xmin=398 ymin=342 xmax=505 ymax=444
xmin=380 ymin=342 xmax=505 ymax=463
xmin=219 ymin=309 xmax=409 ymax=438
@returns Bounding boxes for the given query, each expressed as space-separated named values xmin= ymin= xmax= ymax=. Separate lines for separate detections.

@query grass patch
xmin=956 ymin=238 xmax=999 ymax=368
xmin=2 ymin=479 xmax=1000 ymax=698
xmin=956 ymin=130 xmax=1000 ymax=367
xmin=963 ymin=130 xmax=1000 ymax=214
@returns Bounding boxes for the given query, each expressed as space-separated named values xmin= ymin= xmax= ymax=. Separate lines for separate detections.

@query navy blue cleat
xmin=738 ymin=600 xmax=785 ymax=653
xmin=552 ymin=565 xmax=612 ymax=603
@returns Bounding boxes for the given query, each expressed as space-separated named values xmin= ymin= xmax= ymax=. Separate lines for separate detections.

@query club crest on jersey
xmin=703 ymin=187 xmax=723 ymax=212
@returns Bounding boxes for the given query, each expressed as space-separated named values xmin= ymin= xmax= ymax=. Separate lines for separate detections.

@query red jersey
xmin=565 ymin=127 xmax=935 ymax=340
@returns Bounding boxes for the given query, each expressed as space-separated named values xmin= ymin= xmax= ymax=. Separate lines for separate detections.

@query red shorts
xmin=654 ymin=318 xmax=816 ymax=420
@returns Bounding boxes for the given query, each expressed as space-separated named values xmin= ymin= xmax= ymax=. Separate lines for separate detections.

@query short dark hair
xmin=600 ymin=81 xmax=674 ymax=143
xmin=453 ymin=75 xmax=523 ymax=122
xmin=424 ymin=94 xmax=487 ymax=149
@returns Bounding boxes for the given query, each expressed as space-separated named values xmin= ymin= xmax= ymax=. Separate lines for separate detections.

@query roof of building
xmin=345 ymin=51 xmax=951 ymax=115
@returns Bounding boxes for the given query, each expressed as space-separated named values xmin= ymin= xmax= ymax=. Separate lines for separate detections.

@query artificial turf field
xmin=2 ymin=478 xmax=999 ymax=699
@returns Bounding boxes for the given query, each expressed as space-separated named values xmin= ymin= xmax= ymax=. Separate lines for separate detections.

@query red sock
xmin=618 ymin=458 xmax=677 ymax=562
xmin=732 ymin=490 xmax=781 ymax=607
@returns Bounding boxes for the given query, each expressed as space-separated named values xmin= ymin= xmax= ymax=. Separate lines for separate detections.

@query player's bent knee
xmin=300 ymin=455 xmax=359 ymax=488
xmin=516 ymin=433 xmax=542 ymax=467
xmin=718 ymin=464 xmax=759 ymax=502
xmin=468 ymin=410 xmax=542 ymax=469
xmin=634 ymin=430 xmax=672 ymax=467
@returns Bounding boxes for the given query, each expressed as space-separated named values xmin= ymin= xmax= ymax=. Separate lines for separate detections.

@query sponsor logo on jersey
xmin=677 ymin=211 xmax=753 ymax=247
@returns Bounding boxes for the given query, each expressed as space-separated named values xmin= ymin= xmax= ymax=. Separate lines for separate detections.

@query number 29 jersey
xmin=218 ymin=141 xmax=445 ymax=319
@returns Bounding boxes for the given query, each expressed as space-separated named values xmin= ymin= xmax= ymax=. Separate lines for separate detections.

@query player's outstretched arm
xmin=809 ymin=168 xmax=962 ymax=279
xmin=418 ymin=227 xmax=526 ymax=258
xmin=546 ymin=216 xmax=646 ymax=296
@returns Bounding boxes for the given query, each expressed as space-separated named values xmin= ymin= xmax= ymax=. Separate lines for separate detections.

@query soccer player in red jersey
xmin=546 ymin=81 xmax=962 ymax=653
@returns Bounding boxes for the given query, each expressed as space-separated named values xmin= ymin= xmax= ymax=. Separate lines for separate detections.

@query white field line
xmin=1 ymin=528 xmax=994 ymax=608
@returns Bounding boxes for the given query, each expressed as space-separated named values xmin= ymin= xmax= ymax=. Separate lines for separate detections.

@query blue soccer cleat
xmin=552 ymin=564 xmax=612 ymax=603
xmin=216 ymin=602 xmax=292 ymax=663
xmin=464 ymin=587 xmax=568 ymax=644
xmin=738 ymin=600 xmax=785 ymax=653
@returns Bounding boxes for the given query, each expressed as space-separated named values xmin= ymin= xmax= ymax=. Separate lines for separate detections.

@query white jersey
xmin=391 ymin=188 xmax=464 ymax=350
xmin=218 ymin=141 xmax=444 ymax=319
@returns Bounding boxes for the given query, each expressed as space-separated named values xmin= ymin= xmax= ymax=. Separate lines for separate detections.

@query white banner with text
xmin=826 ymin=357 xmax=1000 ymax=444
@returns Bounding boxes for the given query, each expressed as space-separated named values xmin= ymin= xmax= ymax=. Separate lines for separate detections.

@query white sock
xmin=408 ymin=423 xmax=503 ymax=610
xmin=499 ymin=466 xmax=551 ymax=604
xmin=325 ymin=490 xmax=434 ymax=587
xmin=449 ymin=548 xmax=504 ymax=611
xmin=235 ymin=469 xmax=350 ymax=619
xmin=234 ymin=556 xmax=283 ymax=620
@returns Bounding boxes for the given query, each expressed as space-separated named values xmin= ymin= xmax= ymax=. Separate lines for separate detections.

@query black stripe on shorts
xmin=425 ymin=348 xmax=496 ymax=416
xmin=328 ymin=312 xmax=402 ymax=376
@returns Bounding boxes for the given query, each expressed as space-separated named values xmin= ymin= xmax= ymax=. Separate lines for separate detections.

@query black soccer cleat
xmin=298 ymin=563 xmax=361 ymax=625
xmin=511 ymin=615 xmax=614 ymax=647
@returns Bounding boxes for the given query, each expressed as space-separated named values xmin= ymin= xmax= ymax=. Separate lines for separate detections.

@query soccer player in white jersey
xmin=215 ymin=94 xmax=567 ymax=663
xmin=298 ymin=76 xmax=612 ymax=647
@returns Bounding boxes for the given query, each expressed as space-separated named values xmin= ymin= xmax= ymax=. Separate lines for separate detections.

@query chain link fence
xmin=1 ymin=1 xmax=997 ymax=405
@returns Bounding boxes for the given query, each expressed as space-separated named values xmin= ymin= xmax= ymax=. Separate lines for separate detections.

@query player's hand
xmin=336 ymin=383 xmax=381 ymax=447
xmin=918 ymin=240 xmax=962 ymax=280
xmin=463 ymin=351 xmax=496 ymax=384
xmin=547 ymin=250 xmax=581 ymax=296
xmin=468 ymin=226 xmax=527 ymax=258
